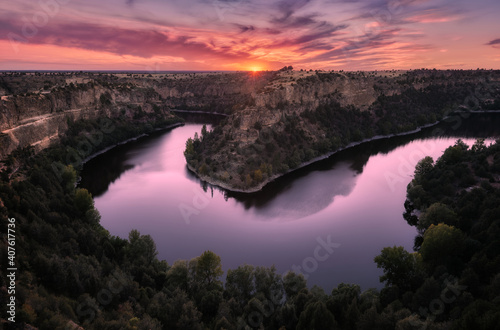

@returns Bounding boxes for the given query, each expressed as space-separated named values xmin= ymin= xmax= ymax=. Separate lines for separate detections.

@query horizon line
xmin=1 ymin=68 xmax=500 ymax=73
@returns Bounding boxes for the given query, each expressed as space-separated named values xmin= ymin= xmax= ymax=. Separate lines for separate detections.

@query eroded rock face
xmin=0 ymin=71 xmax=268 ymax=158
xmin=253 ymin=75 xmax=377 ymax=111
xmin=0 ymin=77 xmax=169 ymax=158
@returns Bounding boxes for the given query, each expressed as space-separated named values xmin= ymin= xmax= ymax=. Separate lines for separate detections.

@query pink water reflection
xmin=85 ymin=122 xmax=496 ymax=291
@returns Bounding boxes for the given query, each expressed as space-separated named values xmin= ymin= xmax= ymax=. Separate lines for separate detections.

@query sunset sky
xmin=1 ymin=0 xmax=499 ymax=71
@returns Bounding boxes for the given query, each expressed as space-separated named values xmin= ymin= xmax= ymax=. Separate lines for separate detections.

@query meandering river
xmin=79 ymin=112 xmax=500 ymax=291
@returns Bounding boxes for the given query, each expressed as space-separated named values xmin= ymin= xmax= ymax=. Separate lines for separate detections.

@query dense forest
xmin=1 ymin=110 xmax=500 ymax=329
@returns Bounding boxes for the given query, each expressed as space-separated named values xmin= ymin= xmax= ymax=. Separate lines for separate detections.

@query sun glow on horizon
xmin=249 ymin=66 xmax=262 ymax=72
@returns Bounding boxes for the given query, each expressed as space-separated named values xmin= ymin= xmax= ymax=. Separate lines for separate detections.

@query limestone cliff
xmin=0 ymin=71 xmax=276 ymax=159
xmin=0 ymin=77 xmax=166 ymax=158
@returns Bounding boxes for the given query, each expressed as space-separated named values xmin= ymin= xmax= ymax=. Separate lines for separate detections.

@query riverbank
xmin=186 ymin=110 xmax=500 ymax=193
xmin=186 ymin=121 xmax=441 ymax=193
xmin=80 ymin=122 xmax=185 ymax=165
xmin=170 ymin=109 xmax=229 ymax=116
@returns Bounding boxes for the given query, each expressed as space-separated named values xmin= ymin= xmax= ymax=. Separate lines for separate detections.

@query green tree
xmin=214 ymin=316 xmax=232 ymax=330
xmin=17 ymin=304 xmax=37 ymax=324
xmin=74 ymin=188 xmax=94 ymax=216
xmin=184 ymin=138 xmax=195 ymax=162
xmin=199 ymin=289 xmax=223 ymax=323
xmin=471 ymin=138 xmax=486 ymax=153
xmin=201 ymin=125 xmax=208 ymax=139
xmin=329 ymin=283 xmax=361 ymax=329
xmin=85 ymin=208 xmax=101 ymax=225
xmin=226 ymin=264 xmax=255 ymax=307
xmin=192 ymin=250 xmax=223 ymax=289
xmin=177 ymin=301 xmax=204 ymax=330
xmin=283 ymin=271 xmax=307 ymax=300
xmin=454 ymin=300 xmax=500 ymax=330
xmin=254 ymin=169 xmax=263 ymax=182
xmin=406 ymin=183 xmax=428 ymax=211
xmin=245 ymin=173 xmax=252 ymax=187
xmin=127 ymin=229 xmax=158 ymax=266
xmin=414 ymin=156 xmax=434 ymax=182
xmin=297 ymin=301 xmax=338 ymax=330
xmin=148 ymin=288 xmax=191 ymax=329
xmin=198 ymin=163 xmax=208 ymax=175
xmin=374 ymin=246 xmax=424 ymax=291
xmin=420 ymin=223 xmax=465 ymax=268
xmin=357 ymin=304 xmax=391 ymax=330
xmin=61 ymin=164 xmax=77 ymax=191
xmin=166 ymin=260 xmax=189 ymax=292
xmin=254 ymin=265 xmax=283 ymax=301
xmin=440 ymin=140 xmax=468 ymax=164
xmin=260 ymin=163 xmax=273 ymax=176
xmin=418 ymin=202 xmax=458 ymax=230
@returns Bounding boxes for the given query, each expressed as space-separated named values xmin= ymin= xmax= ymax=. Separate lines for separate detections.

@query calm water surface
xmin=80 ymin=113 xmax=500 ymax=291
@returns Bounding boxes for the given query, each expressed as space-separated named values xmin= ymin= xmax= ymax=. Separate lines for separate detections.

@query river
xmin=79 ymin=112 xmax=500 ymax=292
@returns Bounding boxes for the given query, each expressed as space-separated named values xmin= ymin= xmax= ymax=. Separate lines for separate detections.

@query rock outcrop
xmin=0 ymin=79 xmax=161 ymax=158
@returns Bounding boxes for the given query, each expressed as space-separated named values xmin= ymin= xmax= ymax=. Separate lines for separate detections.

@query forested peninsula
xmin=184 ymin=69 xmax=500 ymax=192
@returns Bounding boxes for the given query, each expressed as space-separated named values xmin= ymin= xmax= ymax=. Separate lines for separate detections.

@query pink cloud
xmin=407 ymin=9 xmax=461 ymax=23
xmin=0 ymin=18 xmax=252 ymax=62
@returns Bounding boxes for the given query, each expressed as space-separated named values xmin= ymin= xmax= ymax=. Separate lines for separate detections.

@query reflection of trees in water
xmin=198 ymin=113 xmax=500 ymax=219
xmin=82 ymin=112 xmax=500 ymax=211
xmin=80 ymin=115 xmax=221 ymax=196
xmin=254 ymin=164 xmax=359 ymax=219
xmin=79 ymin=154 xmax=135 ymax=197
xmin=219 ymin=161 xmax=359 ymax=219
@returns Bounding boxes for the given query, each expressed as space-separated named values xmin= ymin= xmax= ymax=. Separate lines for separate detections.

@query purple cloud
xmin=486 ymin=38 xmax=500 ymax=47
xmin=0 ymin=18 xmax=251 ymax=61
